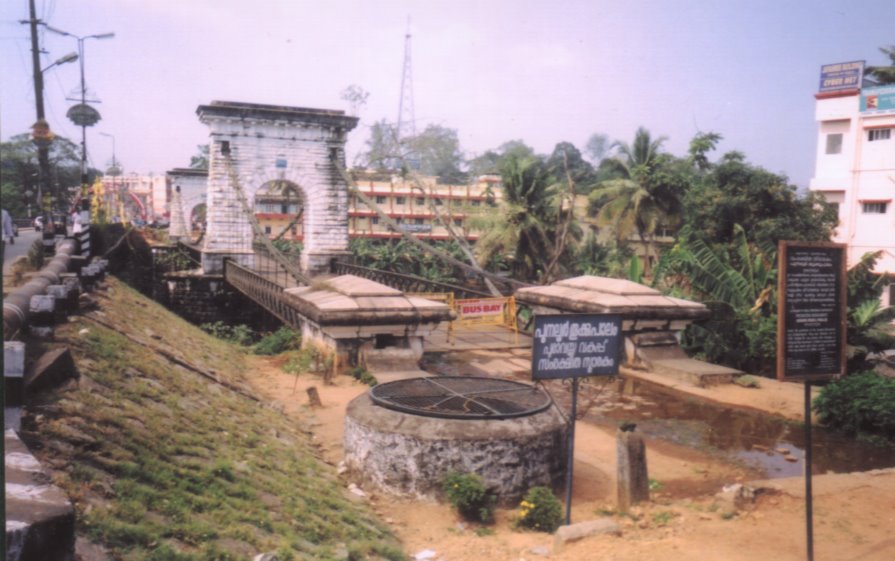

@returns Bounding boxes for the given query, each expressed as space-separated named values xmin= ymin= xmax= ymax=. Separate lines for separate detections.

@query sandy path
xmin=246 ymin=355 xmax=895 ymax=561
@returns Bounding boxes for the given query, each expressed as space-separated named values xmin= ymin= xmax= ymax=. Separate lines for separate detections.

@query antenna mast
xmin=396 ymin=18 xmax=416 ymax=146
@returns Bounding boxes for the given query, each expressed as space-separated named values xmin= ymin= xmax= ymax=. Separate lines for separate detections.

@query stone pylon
xmin=168 ymin=185 xmax=188 ymax=242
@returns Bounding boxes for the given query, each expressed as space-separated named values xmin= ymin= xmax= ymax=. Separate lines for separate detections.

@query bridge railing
xmin=330 ymin=260 xmax=496 ymax=300
xmin=223 ymin=258 xmax=303 ymax=329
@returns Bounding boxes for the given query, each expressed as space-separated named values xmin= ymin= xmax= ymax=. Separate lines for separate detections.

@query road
xmin=3 ymin=228 xmax=41 ymax=275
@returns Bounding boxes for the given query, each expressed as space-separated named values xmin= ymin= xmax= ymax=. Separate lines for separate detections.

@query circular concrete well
xmin=343 ymin=377 xmax=567 ymax=503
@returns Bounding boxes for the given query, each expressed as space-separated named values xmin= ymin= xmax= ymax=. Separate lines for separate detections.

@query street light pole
xmin=43 ymin=24 xmax=114 ymax=199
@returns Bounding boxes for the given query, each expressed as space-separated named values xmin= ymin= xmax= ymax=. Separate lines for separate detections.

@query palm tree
xmin=866 ymin=45 xmax=895 ymax=85
xmin=588 ymin=127 xmax=684 ymax=276
xmin=471 ymin=154 xmax=555 ymax=281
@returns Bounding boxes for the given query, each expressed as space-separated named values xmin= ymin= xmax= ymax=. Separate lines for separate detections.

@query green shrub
xmin=442 ymin=472 xmax=495 ymax=524
xmin=515 ymin=486 xmax=563 ymax=533
xmin=200 ymin=322 xmax=256 ymax=346
xmin=350 ymin=366 xmax=377 ymax=387
xmin=253 ymin=327 xmax=301 ymax=355
xmin=813 ymin=371 xmax=895 ymax=441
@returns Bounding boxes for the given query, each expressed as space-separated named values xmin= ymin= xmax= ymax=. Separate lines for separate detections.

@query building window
xmin=375 ymin=196 xmax=386 ymax=204
xmin=825 ymin=133 xmax=843 ymax=154
xmin=264 ymin=226 xmax=271 ymax=234
xmin=416 ymin=197 xmax=425 ymax=206
xmin=395 ymin=217 xmax=404 ymax=225
xmin=434 ymin=198 xmax=444 ymax=206
xmin=396 ymin=196 xmax=406 ymax=205
xmin=371 ymin=217 xmax=379 ymax=225
xmin=471 ymin=200 xmax=481 ymax=207
xmin=414 ymin=218 xmax=424 ymax=225
xmin=453 ymin=218 xmax=462 ymax=226
xmin=862 ymin=202 xmax=888 ymax=214
xmin=868 ymin=129 xmax=891 ymax=142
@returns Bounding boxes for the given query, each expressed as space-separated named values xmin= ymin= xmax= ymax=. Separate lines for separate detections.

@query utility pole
xmin=25 ymin=0 xmax=51 ymax=218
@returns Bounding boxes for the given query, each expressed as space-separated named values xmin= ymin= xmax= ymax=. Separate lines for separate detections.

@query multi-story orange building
xmin=255 ymin=171 xmax=502 ymax=242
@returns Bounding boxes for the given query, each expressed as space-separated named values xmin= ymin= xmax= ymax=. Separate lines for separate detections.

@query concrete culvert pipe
xmin=3 ymin=239 xmax=80 ymax=340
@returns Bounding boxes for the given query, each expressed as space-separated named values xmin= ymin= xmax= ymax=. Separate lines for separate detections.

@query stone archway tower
xmin=197 ymin=101 xmax=358 ymax=276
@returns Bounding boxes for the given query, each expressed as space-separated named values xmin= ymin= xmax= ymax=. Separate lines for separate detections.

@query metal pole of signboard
xmin=804 ymin=380 xmax=814 ymax=561
xmin=564 ymin=377 xmax=579 ymax=525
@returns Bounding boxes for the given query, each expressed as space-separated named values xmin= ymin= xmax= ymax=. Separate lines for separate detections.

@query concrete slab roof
xmin=515 ymin=275 xmax=709 ymax=320
xmin=284 ymin=275 xmax=454 ymax=326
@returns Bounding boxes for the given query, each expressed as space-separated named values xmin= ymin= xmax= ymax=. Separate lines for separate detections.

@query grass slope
xmin=20 ymin=278 xmax=404 ymax=561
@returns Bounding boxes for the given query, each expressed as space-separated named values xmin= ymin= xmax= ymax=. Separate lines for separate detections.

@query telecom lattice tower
xmin=395 ymin=21 xmax=417 ymax=168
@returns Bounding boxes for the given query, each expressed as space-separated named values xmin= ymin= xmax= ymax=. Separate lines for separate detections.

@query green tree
xmin=655 ymin=225 xmax=778 ymax=375
xmin=406 ymin=124 xmax=466 ymax=183
xmin=866 ymin=45 xmax=895 ymax=85
xmin=546 ymin=141 xmax=596 ymax=193
xmin=687 ymin=131 xmax=723 ymax=172
xmin=190 ymin=144 xmax=209 ymax=169
xmin=471 ymin=154 xmax=556 ymax=281
xmin=584 ymin=133 xmax=612 ymax=165
xmin=358 ymin=119 xmax=399 ymax=170
xmin=587 ymin=127 xmax=687 ymax=275
xmin=682 ymin=152 xmax=837 ymax=252
xmin=0 ymin=133 xmax=95 ymax=214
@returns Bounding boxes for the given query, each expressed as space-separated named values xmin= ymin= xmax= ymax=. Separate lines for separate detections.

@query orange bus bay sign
xmin=458 ymin=298 xmax=505 ymax=318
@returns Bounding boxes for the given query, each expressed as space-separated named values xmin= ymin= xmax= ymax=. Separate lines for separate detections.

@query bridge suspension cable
xmin=222 ymin=154 xmax=311 ymax=286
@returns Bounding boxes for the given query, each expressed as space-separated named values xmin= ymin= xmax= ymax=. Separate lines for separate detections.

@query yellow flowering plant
xmin=515 ymin=486 xmax=563 ymax=532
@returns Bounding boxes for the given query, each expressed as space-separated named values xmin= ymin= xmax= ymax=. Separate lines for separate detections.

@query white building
xmin=810 ymin=65 xmax=895 ymax=306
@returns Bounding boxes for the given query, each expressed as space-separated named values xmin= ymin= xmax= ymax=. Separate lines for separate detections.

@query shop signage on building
xmin=860 ymin=85 xmax=895 ymax=115
xmin=818 ymin=60 xmax=864 ymax=93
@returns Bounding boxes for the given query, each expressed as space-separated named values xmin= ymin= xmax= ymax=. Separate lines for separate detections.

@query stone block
xmin=25 ymin=348 xmax=78 ymax=398
xmin=617 ymin=427 xmax=649 ymax=511
xmin=28 ymin=295 xmax=56 ymax=327
xmin=28 ymin=326 xmax=54 ymax=340
xmin=553 ymin=518 xmax=621 ymax=551
xmin=4 ymin=342 xmax=26 ymax=408
xmin=5 ymin=429 xmax=76 ymax=561
xmin=4 ymin=342 xmax=25 ymax=377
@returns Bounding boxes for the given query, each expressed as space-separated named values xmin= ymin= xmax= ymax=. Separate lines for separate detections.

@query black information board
xmin=777 ymin=242 xmax=847 ymax=381
xmin=531 ymin=314 xmax=623 ymax=380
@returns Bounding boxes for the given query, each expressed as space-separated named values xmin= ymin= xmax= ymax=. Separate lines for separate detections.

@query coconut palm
xmin=588 ymin=127 xmax=685 ymax=276
xmin=471 ymin=154 xmax=556 ymax=281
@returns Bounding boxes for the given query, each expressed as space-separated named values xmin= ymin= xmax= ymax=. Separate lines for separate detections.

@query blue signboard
xmin=531 ymin=314 xmax=623 ymax=379
xmin=818 ymin=61 xmax=864 ymax=93
xmin=860 ymin=85 xmax=895 ymax=115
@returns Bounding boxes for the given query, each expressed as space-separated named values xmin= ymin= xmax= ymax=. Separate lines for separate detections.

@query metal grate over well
xmin=369 ymin=376 xmax=552 ymax=420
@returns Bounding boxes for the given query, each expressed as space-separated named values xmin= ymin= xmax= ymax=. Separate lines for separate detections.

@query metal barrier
xmin=453 ymin=295 xmax=519 ymax=343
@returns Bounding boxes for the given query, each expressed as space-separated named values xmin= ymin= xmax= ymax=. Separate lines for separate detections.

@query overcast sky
xmin=1 ymin=0 xmax=892 ymax=188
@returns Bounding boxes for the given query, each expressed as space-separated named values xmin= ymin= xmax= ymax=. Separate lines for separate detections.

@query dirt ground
xmin=246 ymin=355 xmax=895 ymax=561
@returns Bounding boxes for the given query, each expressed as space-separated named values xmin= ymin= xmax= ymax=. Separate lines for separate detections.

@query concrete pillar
xmin=168 ymin=185 xmax=188 ymax=241
xmin=616 ymin=425 xmax=649 ymax=511
xmin=196 ymin=101 xmax=358 ymax=276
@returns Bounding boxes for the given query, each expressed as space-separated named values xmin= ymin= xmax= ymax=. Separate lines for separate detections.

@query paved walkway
xmin=424 ymin=323 xmax=531 ymax=352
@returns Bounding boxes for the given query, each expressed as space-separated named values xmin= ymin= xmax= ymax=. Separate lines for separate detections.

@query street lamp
xmin=43 ymin=24 xmax=115 ymax=198
xmin=99 ymin=132 xmax=118 ymax=175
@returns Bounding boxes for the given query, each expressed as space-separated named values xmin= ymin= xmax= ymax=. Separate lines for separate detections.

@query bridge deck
xmin=424 ymin=323 xmax=531 ymax=352
xmin=224 ymin=258 xmax=531 ymax=353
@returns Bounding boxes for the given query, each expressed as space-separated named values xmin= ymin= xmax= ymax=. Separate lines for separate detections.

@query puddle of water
xmin=594 ymin=380 xmax=895 ymax=478
xmin=420 ymin=355 xmax=895 ymax=479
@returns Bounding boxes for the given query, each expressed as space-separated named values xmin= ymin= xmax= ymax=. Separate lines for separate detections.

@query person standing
xmin=2 ymin=208 xmax=14 ymax=245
